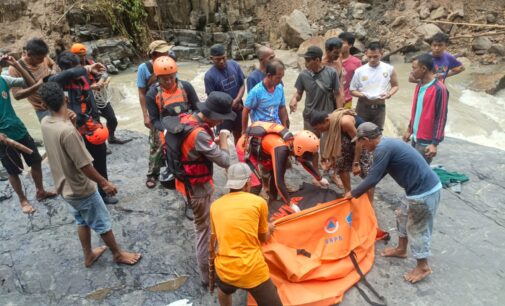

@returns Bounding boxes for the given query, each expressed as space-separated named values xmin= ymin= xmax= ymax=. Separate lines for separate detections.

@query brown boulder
xmin=279 ymin=10 xmax=314 ymax=48
xmin=296 ymin=36 xmax=325 ymax=69
xmin=469 ymin=72 xmax=505 ymax=95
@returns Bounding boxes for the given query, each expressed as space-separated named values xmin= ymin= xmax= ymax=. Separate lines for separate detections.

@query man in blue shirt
xmin=242 ymin=59 xmax=289 ymax=133
xmin=246 ymin=46 xmax=275 ymax=93
xmin=204 ymin=44 xmax=245 ymax=143
xmin=345 ymin=122 xmax=442 ymax=284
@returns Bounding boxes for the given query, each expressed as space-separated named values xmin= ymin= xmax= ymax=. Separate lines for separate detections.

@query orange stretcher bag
xmin=248 ymin=194 xmax=385 ymax=306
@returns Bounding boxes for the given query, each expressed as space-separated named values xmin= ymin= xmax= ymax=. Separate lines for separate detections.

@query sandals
xmin=146 ymin=176 xmax=157 ymax=189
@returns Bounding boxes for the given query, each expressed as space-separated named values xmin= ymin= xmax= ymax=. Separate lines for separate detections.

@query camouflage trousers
xmin=147 ymin=127 xmax=163 ymax=178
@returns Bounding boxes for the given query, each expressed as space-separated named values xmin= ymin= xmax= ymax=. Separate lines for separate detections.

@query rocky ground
xmin=1 ymin=130 xmax=504 ymax=305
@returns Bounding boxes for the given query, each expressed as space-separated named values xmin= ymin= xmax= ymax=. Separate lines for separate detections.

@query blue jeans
xmin=64 ymin=190 xmax=112 ymax=235
xmin=396 ymin=190 xmax=441 ymax=259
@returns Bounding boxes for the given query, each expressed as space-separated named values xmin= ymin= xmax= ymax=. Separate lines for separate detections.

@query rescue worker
xmin=70 ymin=43 xmax=130 ymax=145
xmin=48 ymin=51 xmax=118 ymax=205
xmin=166 ymin=91 xmax=234 ymax=286
xmin=146 ymin=56 xmax=199 ymax=132
xmin=239 ymin=122 xmax=329 ymax=211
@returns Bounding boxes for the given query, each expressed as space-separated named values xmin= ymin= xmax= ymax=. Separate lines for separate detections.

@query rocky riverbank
xmin=1 ymin=130 xmax=504 ymax=305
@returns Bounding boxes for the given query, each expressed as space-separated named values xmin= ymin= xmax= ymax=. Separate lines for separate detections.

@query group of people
xmin=0 ymin=30 xmax=465 ymax=305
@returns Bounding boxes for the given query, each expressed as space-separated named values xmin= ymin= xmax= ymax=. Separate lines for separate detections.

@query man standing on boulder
xmin=289 ymin=46 xmax=342 ymax=177
xmin=210 ymin=163 xmax=282 ymax=306
xmin=9 ymin=38 xmax=58 ymax=121
xmin=204 ymin=44 xmax=245 ymax=143
xmin=247 ymin=46 xmax=275 ymax=92
xmin=350 ymin=42 xmax=399 ymax=130
xmin=136 ymin=40 xmax=172 ymax=189
xmin=403 ymin=54 xmax=449 ymax=164
xmin=39 ymin=81 xmax=141 ymax=267
xmin=338 ymin=32 xmax=362 ymax=109
xmin=345 ymin=122 xmax=442 ymax=284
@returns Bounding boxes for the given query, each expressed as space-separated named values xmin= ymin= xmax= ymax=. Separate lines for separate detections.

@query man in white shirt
xmin=350 ymin=42 xmax=399 ymax=129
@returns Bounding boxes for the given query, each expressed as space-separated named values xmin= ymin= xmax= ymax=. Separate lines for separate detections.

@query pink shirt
xmin=342 ymin=56 xmax=362 ymax=102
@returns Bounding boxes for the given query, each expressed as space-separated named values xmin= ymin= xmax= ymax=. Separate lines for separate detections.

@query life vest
xmin=155 ymin=81 xmax=189 ymax=117
xmin=163 ymin=114 xmax=214 ymax=195
xmin=244 ymin=121 xmax=293 ymax=161
xmin=83 ymin=58 xmax=97 ymax=84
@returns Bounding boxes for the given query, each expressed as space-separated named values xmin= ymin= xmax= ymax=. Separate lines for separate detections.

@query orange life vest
xmin=155 ymin=81 xmax=189 ymax=117
xmin=244 ymin=121 xmax=294 ymax=160
xmin=173 ymin=114 xmax=214 ymax=195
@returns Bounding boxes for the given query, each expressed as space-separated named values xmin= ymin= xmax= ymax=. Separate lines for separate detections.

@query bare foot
xmin=404 ymin=266 xmax=432 ymax=283
xmin=36 ymin=190 xmax=57 ymax=201
xmin=330 ymin=173 xmax=344 ymax=189
xmin=114 ymin=251 xmax=142 ymax=265
xmin=84 ymin=246 xmax=108 ymax=267
xmin=20 ymin=199 xmax=36 ymax=214
xmin=381 ymin=247 xmax=408 ymax=258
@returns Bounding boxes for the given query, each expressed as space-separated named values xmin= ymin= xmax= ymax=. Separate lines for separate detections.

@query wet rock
xmin=172 ymin=46 xmax=204 ymax=60
xmin=472 ymin=36 xmax=492 ymax=51
xmin=106 ymin=64 xmax=119 ymax=74
xmin=489 ymin=44 xmax=505 ymax=56
xmin=171 ymin=29 xmax=203 ymax=47
xmin=279 ymin=10 xmax=314 ymax=48
xmin=469 ymin=71 xmax=505 ymax=94
xmin=416 ymin=23 xmax=443 ymax=40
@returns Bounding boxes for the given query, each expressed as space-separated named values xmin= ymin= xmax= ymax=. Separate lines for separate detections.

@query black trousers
xmin=98 ymin=103 xmax=118 ymax=136
xmin=84 ymin=137 xmax=108 ymax=197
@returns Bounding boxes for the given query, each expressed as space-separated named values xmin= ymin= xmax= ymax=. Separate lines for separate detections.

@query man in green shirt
xmin=0 ymin=55 xmax=56 ymax=214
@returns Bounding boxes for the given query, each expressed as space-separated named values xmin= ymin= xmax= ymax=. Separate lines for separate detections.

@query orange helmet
xmin=70 ymin=43 xmax=87 ymax=56
xmin=292 ymin=130 xmax=319 ymax=157
xmin=153 ymin=56 xmax=177 ymax=76
xmin=85 ymin=125 xmax=109 ymax=145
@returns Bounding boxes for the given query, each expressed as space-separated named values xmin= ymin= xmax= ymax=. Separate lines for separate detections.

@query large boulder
xmin=472 ymin=36 xmax=493 ymax=51
xmin=469 ymin=72 xmax=505 ymax=94
xmin=416 ymin=23 xmax=443 ymax=40
xmin=430 ymin=6 xmax=447 ymax=20
xmin=296 ymin=36 xmax=325 ymax=69
xmin=489 ymin=44 xmax=505 ymax=56
xmin=279 ymin=10 xmax=314 ymax=48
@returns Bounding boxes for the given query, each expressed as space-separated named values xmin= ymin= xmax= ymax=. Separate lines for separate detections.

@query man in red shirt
xmin=338 ymin=32 xmax=362 ymax=109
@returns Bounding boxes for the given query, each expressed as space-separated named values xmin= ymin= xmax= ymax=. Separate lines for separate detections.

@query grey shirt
xmin=294 ymin=66 xmax=339 ymax=120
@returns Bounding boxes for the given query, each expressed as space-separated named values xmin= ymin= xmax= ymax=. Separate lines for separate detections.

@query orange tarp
xmin=248 ymin=195 xmax=377 ymax=306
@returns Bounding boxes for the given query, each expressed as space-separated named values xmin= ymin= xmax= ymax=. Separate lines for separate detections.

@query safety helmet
xmin=153 ymin=56 xmax=178 ymax=76
xmin=85 ymin=125 xmax=109 ymax=145
xmin=70 ymin=43 xmax=87 ymax=56
xmin=292 ymin=130 xmax=319 ymax=157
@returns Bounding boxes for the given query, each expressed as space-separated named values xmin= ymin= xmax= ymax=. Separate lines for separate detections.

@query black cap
xmin=198 ymin=92 xmax=236 ymax=121
xmin=210 ymin=44 xmax=226 ymax=57
xmin=303 ymin=46 xmax=323 ymax=59
xmin=351 ymin=122 xmax=382 ymax=142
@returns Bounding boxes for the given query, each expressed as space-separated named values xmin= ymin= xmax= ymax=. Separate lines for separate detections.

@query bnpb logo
xmin=324 ymin=217 xmax=339 ymax=234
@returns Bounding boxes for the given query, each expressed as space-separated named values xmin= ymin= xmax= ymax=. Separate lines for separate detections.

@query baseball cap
xmin=303 ymin=46 xmax=323 ymax=59
xmin=351 ymin=122 xmax=382 ymax=142
xmin=224 ymin=163 xmax=252 ymax=190
xmin=148 ymin=40 xmax=172 ymax=55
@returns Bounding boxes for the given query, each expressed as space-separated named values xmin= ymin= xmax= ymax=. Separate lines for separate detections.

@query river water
xmin=10 ymin=55 xmax=505 ymax=151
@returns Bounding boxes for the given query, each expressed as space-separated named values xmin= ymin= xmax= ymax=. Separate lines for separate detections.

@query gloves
xmin=319 ymin=177 xmax=329 ymax=188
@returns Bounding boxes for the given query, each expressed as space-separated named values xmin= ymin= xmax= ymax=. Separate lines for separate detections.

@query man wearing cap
xmin=174 ymin=91 xmax=234 ymax=286
xmin=136 ymin=40 xmax=172 ymax=188
xmin=204 ymin=44 xmax=245 ymax=143
xmin=9 ymin=38 xmax=59 ymax=121
xmin=210 ymin=162 xmax=282 ymax=306
xmin=344 ymin=122 xmax=442 ymax=284
xmin=289 ymin=46 xmax=342 ymax=177
xmin=70 ymin=43 xmax=130 ymax=145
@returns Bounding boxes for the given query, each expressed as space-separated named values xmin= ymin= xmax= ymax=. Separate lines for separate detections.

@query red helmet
xmin=85 ymin=125 xmax=109 ymax=145
xmin=153 ymin=56 xmax=177 ymax=76
xmin=292 ymin=130 xmax=319 ymax=157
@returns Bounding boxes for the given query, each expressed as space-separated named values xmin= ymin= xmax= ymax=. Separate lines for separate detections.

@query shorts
xmin=0 ymin=133 xmax=42 ymax=176
xmin=216 ymin=274 xmax=282 ymax=306
xmin=334 ymin=134 xmax=371 ymax=178
xmin=64 ymin=190 xmax=112 ymax=235
xmin=343 ymin=99 xmax=353 ymax=109
xmin=355 ymin=99 xmax=386 ymax=130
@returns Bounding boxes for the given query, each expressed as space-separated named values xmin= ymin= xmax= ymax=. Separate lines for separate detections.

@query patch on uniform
xmin=1 ymin=91 xmax=7 ymax=99
xmin=383 ymin=72 xmax=389 ymax=78
xmin=361 ymin=76 xmax=368 ymax=81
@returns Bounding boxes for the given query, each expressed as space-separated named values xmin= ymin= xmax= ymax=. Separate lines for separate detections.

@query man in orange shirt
xmin=210 ymin=162 xmax=282 ymax=306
